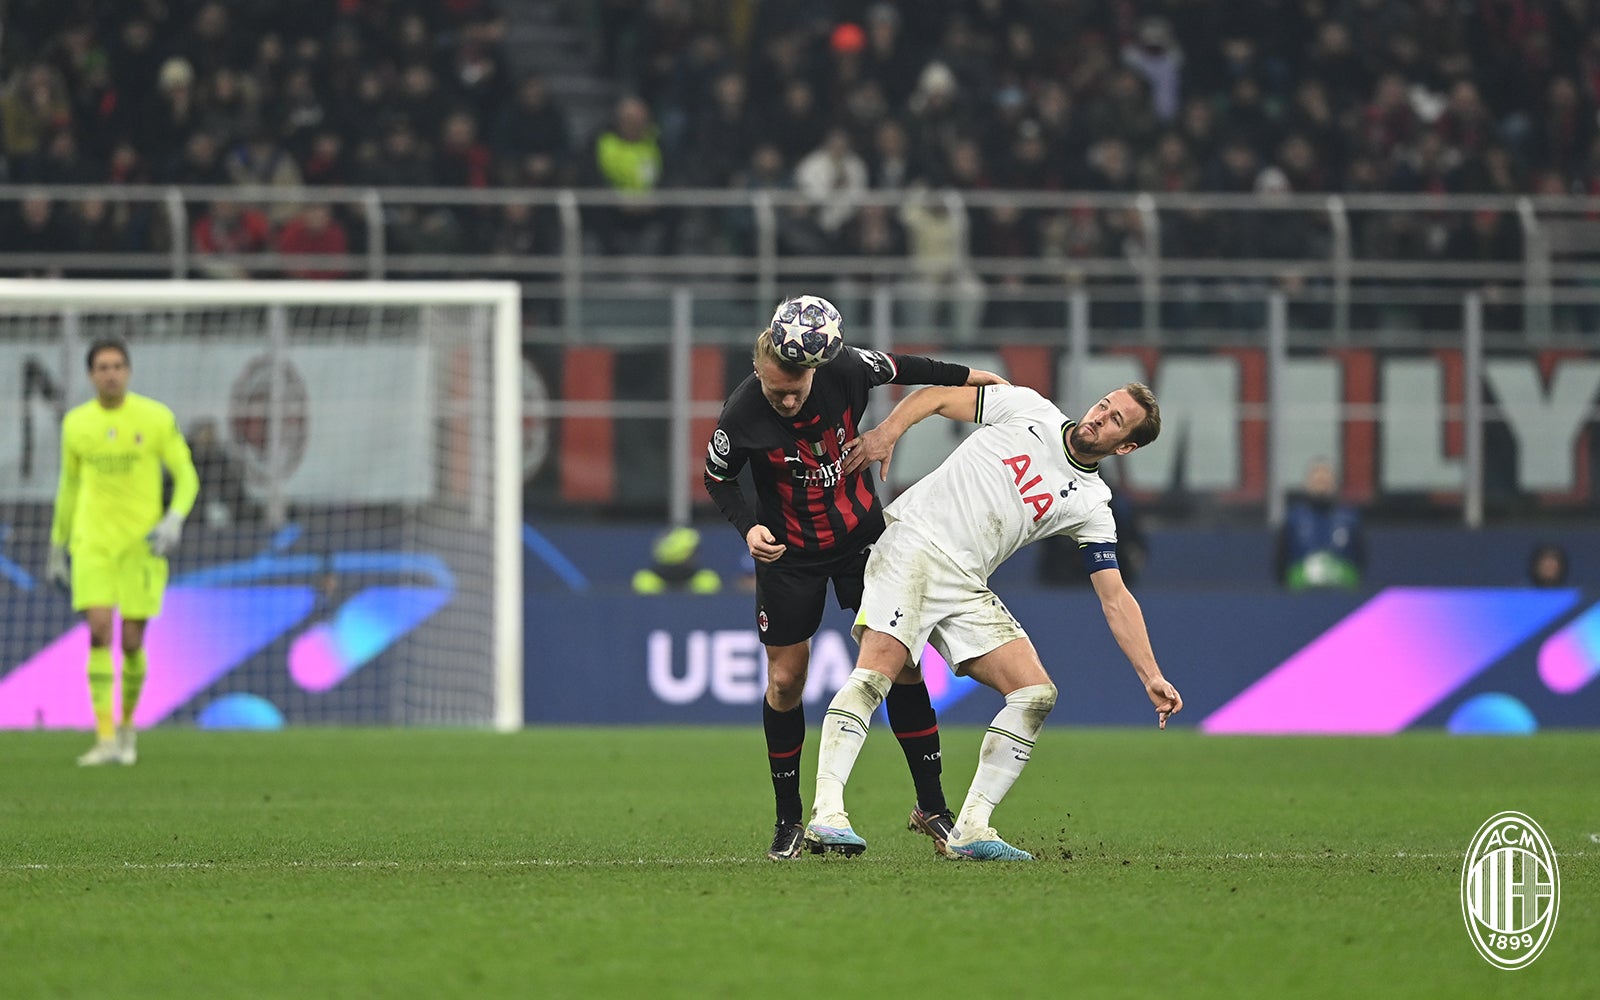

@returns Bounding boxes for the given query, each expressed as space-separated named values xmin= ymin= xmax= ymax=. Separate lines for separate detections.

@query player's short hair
xmin=752 ymin=329 xmax=807 ymax=376
xmin=86 ymin=337 xmax=130 ymax=371
xmin=1122 ymin=381 xmax=1161 ymax=447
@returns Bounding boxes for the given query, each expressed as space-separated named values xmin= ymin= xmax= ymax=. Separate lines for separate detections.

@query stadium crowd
xmin=2 ymin=0 xmax=1598 ymax=270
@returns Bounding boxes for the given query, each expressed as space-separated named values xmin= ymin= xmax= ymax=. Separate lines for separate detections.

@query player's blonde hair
xmin=1122 ymin=381 xmax=1161 ymax=447
xmin=752 ymin=329 xmax=807 ymax=375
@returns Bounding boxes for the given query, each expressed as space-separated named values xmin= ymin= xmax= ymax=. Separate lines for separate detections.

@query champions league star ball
xmin=768 ymin=295 xmax=844 ymax=368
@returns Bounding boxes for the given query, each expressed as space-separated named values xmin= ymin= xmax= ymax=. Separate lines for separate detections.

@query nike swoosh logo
xmin=1027 ymin=426 xmax=1042 ymax=441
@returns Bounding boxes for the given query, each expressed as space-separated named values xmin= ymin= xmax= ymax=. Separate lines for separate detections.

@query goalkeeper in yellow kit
xmin=48 ymin=338 xmax=199 ymax=766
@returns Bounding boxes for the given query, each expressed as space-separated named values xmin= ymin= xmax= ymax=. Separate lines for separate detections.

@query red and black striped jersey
xmin=704 ymin=347 xmax=970 ymax=563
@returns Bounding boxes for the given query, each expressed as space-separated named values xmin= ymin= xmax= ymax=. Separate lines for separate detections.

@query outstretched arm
xmin=47 ymin=432 xmax=79 ymax=589
xmin=1090 ymin=567 xmax=1182 ymax=729
xmin=163 ymin=426 xmax=199 ymax=520
xmin=841 ymin=385 xmax=978 ymax=480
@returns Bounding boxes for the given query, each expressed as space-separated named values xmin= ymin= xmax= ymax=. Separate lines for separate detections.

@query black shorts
xmin=754 ymin=545 xmax=871 ymax=647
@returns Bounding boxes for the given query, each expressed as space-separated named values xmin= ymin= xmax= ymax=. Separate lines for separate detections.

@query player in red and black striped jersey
xmin=704 ymin=328 xmax=1007 ymax=859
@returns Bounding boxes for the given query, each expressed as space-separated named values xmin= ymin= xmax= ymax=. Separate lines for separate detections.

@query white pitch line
xmin=5 ymin=850 xmax=1586 ymax=872
xmin=5 ymin=857 xmax=762 ymax=872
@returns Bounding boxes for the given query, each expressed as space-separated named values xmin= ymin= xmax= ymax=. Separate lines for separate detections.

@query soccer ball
xmin=768 ymin=295 xmax=844 ymax=368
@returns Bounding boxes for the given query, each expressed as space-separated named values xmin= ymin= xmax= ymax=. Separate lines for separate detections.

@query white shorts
xmin=854 ymin=519 xmax=1028 ymax=675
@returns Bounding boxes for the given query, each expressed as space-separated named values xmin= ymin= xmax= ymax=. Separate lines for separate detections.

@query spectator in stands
xmin=1276 ymin=459 xmax=1365 ymax=591
xmin=248 ymin=32 xmax=289 ymax=101
xmin=1435 ymin=80 xmax=1495 ymax=161
xmin=656 ymin=32 xmax=731 ymax=156
xmin=767 ymin=79 xmax=829 ymax=166
xmin=592 ymin=95 xmax=668 ymax=254
xmin=0 ymin=194 xmax=74 ymax=276
xmin=691 ymin=71 xmax=760 ymax=187
xmin=141 ymin=58 xmax=202 ymax=171
xmin=109 ymin=16 xmax=162 ymax=116
xmin=198 ymin=68 xmax=258 ymax=152
xmin=225 ymin=121 xmax=302 ymax=223
xmin=365 ymin=117 xmax=435 ymax=188
xmin=71 ymin=199 xmax=129 ymax=260
xmin=1448 ymin=207 xmax=1525 ymax=329
xmin=322 ymin=23 xmax=367 ymax=118
xmin=337 ymin=69 xmax=401 ymax=158
xmin=867 ymin=118 xmax=917 ymax=190
xmin=1081 ymin=68 xmax=1158 ymax=151
xmin=32 ymin=129 xmax=95 ymax=184
xmin=276 ymin=204 xmax=349 ymax=279
xmin=900 ymin=183 xmax=986 ymax=341
xmin=182 ymin=3 xmax=246 ymax=79
xmin=484 ymin=199 xmax=559 ymax=262
xmin=398 ymin=64 xmax=451 ymax=145
xmin=839 ymin=79 xmax=891 ymax=155
xmin=164 ymin=131 xmax=227 ymax=184
xmin=14 ymin=0 xmax=1600 ymax=277
xmin=191 ymin=200 xmax=272 ymax=280
xmin=301 ymin=130 xmax=351 ymax=187
xmin=360 ymin=118 xmax=434 ymax=253
xmin=1139 ymin=131 xmax=1200 ymax=193
xmin=1000 ymin=119 xmax=1065 ymax=190
xmin=66 ymin=45 xmax=126 ymax=165
xmin=795 ymin=127 xmax=869 ymax=239
xmin=1529 ymin=76 xmax=1595 ymax=177
xmin=848 ymin=200 xmax=909 ymax=255
xmin=105 ymin=142 xmax=150 ymax=186
xmin=905 ymin=61 xmax=969 ymax=174
xmin=722 ymin=142 xmax=793 ymax=255
xmin=863 ymin=3 xmax=920 ymax=109
xmin=973 ymin=202 xmax=1044 ymax=328
xmin=491 ymin=74 xmax=571 ymax=179
xmin=448 ymin=15 xmax=511 ymax=126
xmin=1123 ymin=17 xmax=1184 ymax=123
xmin=275 ymin=66 xmax=329 ymax=163
xmin=435 ymin=110 xmax=492 ymax=189
xmin=1 ymin=64 xmax=73 ymax=178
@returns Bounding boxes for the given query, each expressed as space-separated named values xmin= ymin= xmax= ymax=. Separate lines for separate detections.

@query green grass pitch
xmin=1 ymin=727 xmax=1592 ymax=999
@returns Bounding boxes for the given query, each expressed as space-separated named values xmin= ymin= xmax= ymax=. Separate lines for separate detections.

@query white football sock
xmin=955 ymin=683 xmax=1057 ymax=838
xmin=811 ymin=668 xmax=894 ymax=824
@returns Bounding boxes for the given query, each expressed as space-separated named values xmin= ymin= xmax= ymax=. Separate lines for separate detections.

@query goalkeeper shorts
xmin=71 ymin=543 xmax=169 ymax=618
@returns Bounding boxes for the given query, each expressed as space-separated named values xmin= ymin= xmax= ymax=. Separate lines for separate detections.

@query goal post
xmin=0 ymin=280 xmax=523 ymax=731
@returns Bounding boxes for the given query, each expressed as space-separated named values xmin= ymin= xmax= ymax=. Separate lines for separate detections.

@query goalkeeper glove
xmin=147 ymin=510 xmax=185 ymax=557
xmin=47 ymin=545 xmax=70 ymax=592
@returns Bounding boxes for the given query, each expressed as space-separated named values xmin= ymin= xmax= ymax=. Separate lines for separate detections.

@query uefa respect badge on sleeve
xmin=1460 ymin=811 xmax=1560 ymax=970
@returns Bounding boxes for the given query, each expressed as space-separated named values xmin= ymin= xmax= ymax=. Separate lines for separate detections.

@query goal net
xmin=0 ymin=281 xmax=522 ymax=731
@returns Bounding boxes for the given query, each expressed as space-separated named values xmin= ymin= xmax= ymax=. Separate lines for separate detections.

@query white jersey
xmin=884 ymin=385 xmax=1117 ymax=580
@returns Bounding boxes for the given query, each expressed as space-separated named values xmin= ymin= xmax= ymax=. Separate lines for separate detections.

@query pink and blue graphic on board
xmin=0 ymin=587 xmax=315 ymax=728
xmin=909 ymin=643 xmax=982 ymax=713
xmin=1202 ymin=588 xmax=1584 ymax=735
xmin=1538 ymin=602 xmax=1600 ymax=695
xmin=0 ymin=526 xmax=453 ymax=729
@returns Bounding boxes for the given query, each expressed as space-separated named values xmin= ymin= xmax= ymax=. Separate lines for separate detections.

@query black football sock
xmin=885 ymin=680 xmax=948 ymax=815
xmin=763 ymin=699 xmax=806 ymax=825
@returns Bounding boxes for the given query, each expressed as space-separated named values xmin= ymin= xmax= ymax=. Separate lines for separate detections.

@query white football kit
xmin=858 ymin=385 xmax=1119 ymax=670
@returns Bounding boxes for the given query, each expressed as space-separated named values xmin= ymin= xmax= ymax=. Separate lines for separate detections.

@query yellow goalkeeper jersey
xmin=51 ymin=392 xmax=200 ymax=554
